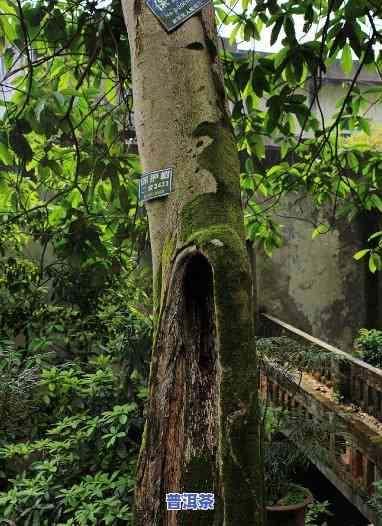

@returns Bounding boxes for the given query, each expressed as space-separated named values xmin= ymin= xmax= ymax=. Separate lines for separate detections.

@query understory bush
xmin=0 ymin=256 xmax=152 ymax=525
xmin=369 ymin=479 xmax=382 ymax=525
xmin=306 ymin=500 xmax=332 ymax=526
xmin=354 ymin=328 xmax=382 ymax=368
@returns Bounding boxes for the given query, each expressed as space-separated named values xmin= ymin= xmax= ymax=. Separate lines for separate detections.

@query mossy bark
xmin=122 ymin=2 xmax=264 ymax=524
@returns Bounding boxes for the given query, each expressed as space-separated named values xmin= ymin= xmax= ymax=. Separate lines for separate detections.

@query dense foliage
xmin=0 ymin=255 xmax=152 ymax=525
xmin=0 ymin=0 xmax=147 ymax=290
xmin=0 ymin=9 xmax=151 ymax=521
xmin=216 ymin=0 xmax=382 ymax=267
xmin=370 ymin=478 xmax=382 ymax=519
xmin=354 ymin=327 xmax=382 ymax=368
xmin=0 ymin=0 xmax=381 ymax=268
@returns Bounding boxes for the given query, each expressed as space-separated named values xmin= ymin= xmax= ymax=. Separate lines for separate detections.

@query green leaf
xmin=215 ymin=7 xmax=226 ymax=23
xmin=347 ymin=25 xmax=362 ymax=57
xmin=311 ymin=224 xmax=329 ymax=239
xmin=244 ymin=19 xmax=255 ymax=42
xmin=119 ymin=414 xmax=128 ymax=425
xmin=44 ymin=9 xmax=67 ymax=43
xmin=285 ymin=63 xmax=296 ymax=84
xmin=235 ymin=64 xmax=251 ymax=92
xmin=369 ymin=253 xmax=381 ymax=273
xmin=0 ymin=141 xmax=12 ymax=164
xmin=9 ymin=130 xmax=33 ymax=162
xmin=368 ymin=231 xmax=382 ymax=242
xmin=105 ymin=120 xmax=118 ymax=145
xmin=284 ymin=16 xmax=295 ymax=43
xmin=252 ymin=65 xmax=269 ymax=97
xmin=60 ymin=88 xmax=82 ymax=97
xmin=0 ymin=14 xmax=16 ymax=42
xmin=4 ymin=47 xmax=14 ymax=70
xmin=84 ymin=87 xmax=100 ymax=98
xmin=66 ymin=188 xmax=82 ymax=208
xmin=270 ymin=16 xmax=284 ymax=46
xmin=53 ymin=91 xmax=65 ymax=108
xmin=341 ymin=44 xmax=352 ymax=75
xmin=358 ymin=117 xmax=371 ymax=135
xmin=345 ymin=0 xmax=366 ymax=18
xmin=0 ymin=131 xmax=11 ymax=164
xmin=353 ymin=249 xmax=370 ymax=260
xmin=245 ymin=157 xmax=254 ymax=174
xmin=24 ymin=5 xmax=43 ymax=27
xmin=253 ymin=135 xmax=265 ymax=159
xmin=370 ymin=194 xmax=382 ymax=212
xmin=0 ymin=0 xmax=16 ymax=16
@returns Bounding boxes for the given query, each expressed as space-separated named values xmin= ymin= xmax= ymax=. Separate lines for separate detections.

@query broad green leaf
xmin=312 ymin=224 xmax=328 ymax=239
xmin=0 ymin=0 xmax=16 ymax=16
xmin=369 ymin=253 xmax=381 ymax=273
xmin=358 ymin=117 xmax=371 ymax=136
xmin=341 ymin=44 xmax=352 ymax=75
xmin=0 ymin=13 xmax=16 ymax=42
xmin=270 ymin=16 xmax=284 ymax=46
xmin=60 ymin=88 xmax=82 ymax=97
xmin=229 ymin=23 xmax=240 ymax=45
xmin=4 ymin=46 xmax=14 ymax=70
xmin=9 ymin=130 xmax=33 ymax=162
xmin=253 ymin=135 xmax=265 ymax=159
xmin=67 ymin=188 xmax=82 ymax=208
xmin=370 ymin=194 xmax=382 ymax=212
xmin=284 ymin=16 xmax=295 ymax=43
xmin=282 ymin=142 xmax=291 ymax=158
xmin=353 ymin=249 xmax=370 ymax=260
xmin=0 ymin=141 xmax=12 ymax=164
xmin=215 ymin=7 xmax=226 ymax=23
xmin=345 ymin=0 xmax=366 ymax=18
xmin=368 ymin=231 xmax=382 ymax=242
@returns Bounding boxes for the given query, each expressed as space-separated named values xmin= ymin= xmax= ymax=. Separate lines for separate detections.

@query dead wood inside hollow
xmin=183 ymin=253 xmax=216 ymax=375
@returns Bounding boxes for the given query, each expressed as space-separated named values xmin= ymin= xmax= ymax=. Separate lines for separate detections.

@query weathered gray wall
xmin=255 ymin=193 xmax=380 ymax=351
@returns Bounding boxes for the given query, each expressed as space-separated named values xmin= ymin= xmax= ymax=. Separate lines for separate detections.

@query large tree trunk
xmin=122 ymin=2 xmax=264 ymax=524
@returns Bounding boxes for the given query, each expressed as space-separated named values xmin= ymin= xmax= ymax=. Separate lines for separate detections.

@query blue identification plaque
xmin=145 ymin=0 xmax=210 ymax=32
xmin=139 ymin=168 xmax=173 ymax=202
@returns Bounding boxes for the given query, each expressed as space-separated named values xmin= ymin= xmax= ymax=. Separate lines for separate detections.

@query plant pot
xmin=266 ymin=485 xmax=313 ymax=526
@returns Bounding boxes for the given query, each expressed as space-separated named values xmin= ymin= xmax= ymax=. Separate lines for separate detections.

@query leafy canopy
xmin=0 ymin=0 xmax=382 ymax=270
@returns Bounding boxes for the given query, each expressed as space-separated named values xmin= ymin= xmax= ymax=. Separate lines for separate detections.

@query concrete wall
xmin=255 ymin=193 xmax=379 ymax=351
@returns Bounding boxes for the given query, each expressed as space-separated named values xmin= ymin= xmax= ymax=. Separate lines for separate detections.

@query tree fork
xmin=122 ymin=1 xmax=264 ymax=524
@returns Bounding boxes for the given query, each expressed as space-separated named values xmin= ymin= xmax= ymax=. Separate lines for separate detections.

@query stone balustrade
xmin=258 ymin=313 xmax=382 ymax=525
xmin=259 ymin=313 xmax=382 ymax=421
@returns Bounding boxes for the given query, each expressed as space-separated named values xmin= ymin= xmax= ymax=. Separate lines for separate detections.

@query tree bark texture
xmin=121 ymin=2 xmax=264 ymax=524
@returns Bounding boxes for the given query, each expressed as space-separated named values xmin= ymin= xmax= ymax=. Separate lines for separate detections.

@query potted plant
xmin=263 ymin=407 xmax=315 ymax=526
xmin=266 ymin=483 xmax=313 ymax=526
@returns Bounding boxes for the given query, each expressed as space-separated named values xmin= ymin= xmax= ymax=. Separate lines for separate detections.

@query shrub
xmin=369 ymin=479 xmax=382 ymax=521
xmin=354 ymin=328 xmax=382 ymax=368
xmin=306 ymin=499 xmax=333 ymax=526
xmin=0 ymin=256 xmax=152 ymax=524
